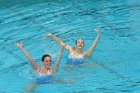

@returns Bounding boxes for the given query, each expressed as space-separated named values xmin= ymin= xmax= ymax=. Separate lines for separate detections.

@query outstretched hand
xmin=44 ymin=33 xmax=52 ymax=38
xmin=15 ymin=42 xmax=23 ymax=49
xmin=60 ymin=46 xmax=64 ymax=51
xmin=95 ymin=27 xmax=101 ymax=35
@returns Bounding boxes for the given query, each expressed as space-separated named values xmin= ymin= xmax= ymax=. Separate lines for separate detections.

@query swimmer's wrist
xmin=60 ymin=48 xmax=64 ymax=52
xmin=20 ymin=47 xmax=24 ymax=50
xmin=46 ymin=33 xmax=53 ymax=37
xmin=98 ymin=32 xmax=100 ymax=35
xmin=50 ymin=34 xmax=53 ymax=37
xmin=62 ymin=43 xmax=66 ymax=47
xmin=95 ymin=27 xmax=100 ymax=35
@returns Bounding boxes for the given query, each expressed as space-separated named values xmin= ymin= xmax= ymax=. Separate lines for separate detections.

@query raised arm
xmin=84 ymin=27 xmax=101 ymax=57
xmin=15 ymin=42 xmax=39 ymax=71
xmin=52 ymin=47 xmax=64 ymax=73
xmin=45 ymin=33 xmax=72 ymax=51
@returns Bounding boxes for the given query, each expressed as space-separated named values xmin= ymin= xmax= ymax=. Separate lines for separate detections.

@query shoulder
xmin=69 ymin=47 xmax=76 ymax=52
xmin=68 ymin=48 xmax=76 ymax=55
xmin=34 ymin=66 xmax=41 ymax=74
xmin=51 ymin=69 xmax=56 ymax=74
xmin=65 ymin=44 xmax=73 ymax=51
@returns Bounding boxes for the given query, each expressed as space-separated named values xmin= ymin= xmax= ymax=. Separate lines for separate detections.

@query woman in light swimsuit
xmin=45 ymin=27 xmax=100 ymax=65
xmin=15 ymin=42 xmax=63 ymax=92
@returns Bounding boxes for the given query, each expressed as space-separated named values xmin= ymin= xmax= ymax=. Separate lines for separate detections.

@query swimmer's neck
xmin=75 ymin=48 xmax=82 ymax=54
xmin=42 ymin=66 xmax=50 ymax=71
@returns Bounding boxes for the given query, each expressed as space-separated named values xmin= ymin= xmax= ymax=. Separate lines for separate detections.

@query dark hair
xmin=42 ymin=54 xmax=51 ymax=61
xmin=75 ymin=39 xmax=84 ymax=45
xmin=75 ymin=40 xmax=78 ymax=45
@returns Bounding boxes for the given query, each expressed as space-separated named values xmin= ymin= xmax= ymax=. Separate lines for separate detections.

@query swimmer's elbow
xmin=34 ymin=66 xmax=40 ymax=73
xmin=52 ymin=68 xmax=58 ymax=74
xmin=85 ymin=54 xmax=91 ymax=57
xmin=84 ymin=52 xmax=92 ymax=57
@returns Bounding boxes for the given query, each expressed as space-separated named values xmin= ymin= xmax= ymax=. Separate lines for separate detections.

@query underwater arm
xmin=84 ymin=27 xmax=100 ymax=57
xmin=52 ymin=47 xmax=64 ymax=73
xmin=15 ymin=42 xmax=39 ymax=71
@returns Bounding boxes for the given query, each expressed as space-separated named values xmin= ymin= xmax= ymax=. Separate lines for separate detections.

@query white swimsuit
xmin=69 ymin=52 xmax=84 ymax=59
xmin=36 ymin=68 xmax=53 ymax=84
xmin=38 ymin=67 xmax=52 ymax=76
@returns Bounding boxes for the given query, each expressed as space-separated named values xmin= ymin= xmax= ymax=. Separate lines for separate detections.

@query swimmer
xmin=15 ymin=42 xmax=64 ymax=92
xmin=45 ymin=27 xmax=100 ymax=65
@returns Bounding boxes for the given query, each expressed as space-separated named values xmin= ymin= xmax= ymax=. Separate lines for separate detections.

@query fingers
xmin=60 ymin=46 xmax=64 ymax=51
xmin=95 ymin=27 xmax=100 ymax=31
xmin=95 ymin=27 xmax=101 ymax=35
xmin=48 ymin=33 xmax=52 ymax=36
xmin=15 ymin=42 xmax=20 ymax=47
xmin=44 ymin=33 xmax=52 ymax=38
xmin=15 ymin=41 xmax=23 ymax=48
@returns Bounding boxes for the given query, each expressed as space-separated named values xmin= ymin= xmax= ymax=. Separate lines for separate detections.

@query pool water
xmin=0 ymin=0 xmax=140 ymax=93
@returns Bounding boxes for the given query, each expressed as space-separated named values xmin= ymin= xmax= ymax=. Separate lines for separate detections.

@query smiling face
xmin=43 ymin=57 xmax=52 ymax=68
xmin=75 ymin=39 xmax=84 ymax=50
xmin=42 ymin=54 xmax=52 ymax=68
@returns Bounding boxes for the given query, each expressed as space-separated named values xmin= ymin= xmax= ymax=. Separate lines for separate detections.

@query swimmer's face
xmin=75 ymin=39 xmax=84 ymax=50
xmin=43 ymin=57 xmax=52 ymax=68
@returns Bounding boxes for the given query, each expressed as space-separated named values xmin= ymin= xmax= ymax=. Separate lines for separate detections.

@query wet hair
xmin=41 ymin=54 xmax=51 ymax=61
xmin=75 ymin=39 xmax=84 ymax=45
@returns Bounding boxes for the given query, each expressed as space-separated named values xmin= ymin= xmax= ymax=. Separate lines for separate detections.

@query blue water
xmin=0 ymin=0 xmax=140 ymax=93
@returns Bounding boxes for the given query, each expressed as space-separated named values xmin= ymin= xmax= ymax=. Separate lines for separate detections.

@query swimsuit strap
xmin=38 ymin=67 xmax=52 ymax=76
xmin=38 ymin=67 xmax=43 ymax=76
xmin=69 ymin=53 xmax=84 ymax=59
